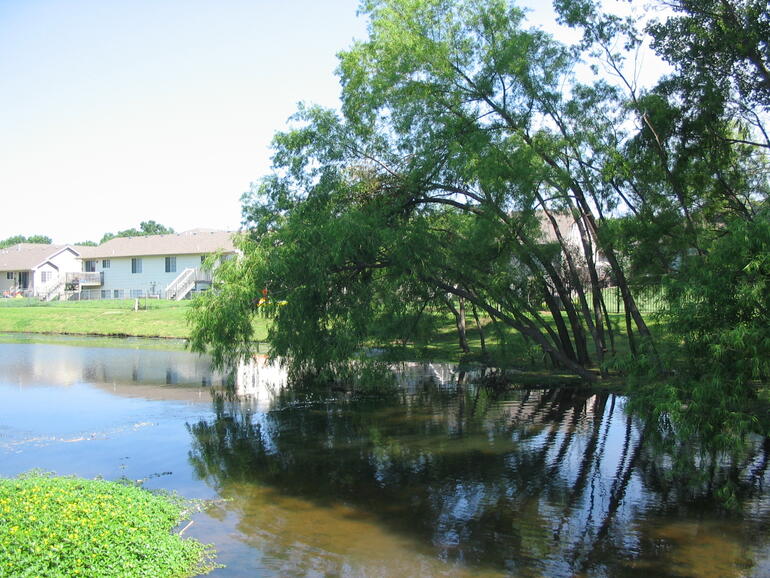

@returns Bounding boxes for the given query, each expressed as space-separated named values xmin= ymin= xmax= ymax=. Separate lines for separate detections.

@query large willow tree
xmin=190 ymin=0 xmax=767 ymax=390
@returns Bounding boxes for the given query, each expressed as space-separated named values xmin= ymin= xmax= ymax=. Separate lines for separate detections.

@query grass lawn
xmin=0 ymin=298 xmax=665 ymax=375
xmin=0 ymin=298 xmax=269 ymax=341
xmin=380 ymin=308 xmax=667 ymax=374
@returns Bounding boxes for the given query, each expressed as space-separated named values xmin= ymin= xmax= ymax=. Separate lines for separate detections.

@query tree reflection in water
xmin=187 ymin=375 xmax=770 ymax=576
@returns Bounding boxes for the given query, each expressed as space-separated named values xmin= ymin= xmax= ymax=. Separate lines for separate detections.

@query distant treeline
xmin=1 ymin=220 xmax=175 ymax=248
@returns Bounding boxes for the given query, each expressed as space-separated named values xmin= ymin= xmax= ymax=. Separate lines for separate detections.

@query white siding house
xmin=0 ymin=244 xmax=82 ymax=299
xmin=77 ymin=230 xmax=236 ymax=300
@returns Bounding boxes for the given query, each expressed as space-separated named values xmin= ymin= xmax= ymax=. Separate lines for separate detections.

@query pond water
xmin=2 ymin=336 xmax=770 ymax=577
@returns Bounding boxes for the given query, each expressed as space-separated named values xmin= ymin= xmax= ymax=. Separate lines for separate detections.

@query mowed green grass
xmin=381 ymin=308 xmax=666 ymax=371
xmin=0 ymin=298 xmax=269 ymax=340
xmin=0 ymin=298 xmax=663 ymax=371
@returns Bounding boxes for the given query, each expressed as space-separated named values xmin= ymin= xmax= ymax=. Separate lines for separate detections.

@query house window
xmin=131 ymin=258 xmax=142 ymax=274
xmin=102 ymin=260 xmax=110 ymax=268
xmin=6 ymin=272 xmax=14 ymax=280
xmin=84 ymin=260 xmax=96 ymax=273
xmin=41 ymin=271 xmax=51 ymax=283
xmin=165 ymin=256 xmax=177 ymax=273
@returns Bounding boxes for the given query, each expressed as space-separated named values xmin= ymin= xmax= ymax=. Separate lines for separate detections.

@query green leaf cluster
xmin=661 ymin=210 xmax=770 ymax=413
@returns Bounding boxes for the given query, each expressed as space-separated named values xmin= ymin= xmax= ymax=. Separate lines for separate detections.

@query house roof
xmin=81 ymin=230 xmax=237 ymax=259
xmin=0 ymin=244 xmax=78 ymax=272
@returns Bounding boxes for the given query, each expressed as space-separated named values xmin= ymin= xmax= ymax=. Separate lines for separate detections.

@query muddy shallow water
xmin=1 ymin=336 xmax=770 ymax=577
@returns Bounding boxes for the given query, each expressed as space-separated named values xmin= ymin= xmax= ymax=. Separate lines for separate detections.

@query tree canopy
xmin=99 ymin=220 xmax=175 ymax=244
xmin=0 ymin=235 xmax=53 ymax=249
xmin=189 ymin=0 xmax=768 ymax=423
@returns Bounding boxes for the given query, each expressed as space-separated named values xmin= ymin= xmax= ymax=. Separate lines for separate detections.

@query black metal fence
xmin=601 ymin=285 xmax=666 ymax=315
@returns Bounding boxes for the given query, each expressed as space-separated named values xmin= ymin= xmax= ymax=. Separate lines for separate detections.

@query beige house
xmin=536 ymin=210 xmax=611 ymax=279
xmin=0 ymin=244 xmax=82 ymax=299
xmin=75 ymin=229 xmax=236 ymax=300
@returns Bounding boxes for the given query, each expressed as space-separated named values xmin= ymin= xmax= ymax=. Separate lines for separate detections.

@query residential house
xmin=536 ymin=210 xmax=611 ymax=283
xmin=0 ymin=244 xmax=82 ymax=300
xmin=76 ymin=229 xmax=236 ymax=300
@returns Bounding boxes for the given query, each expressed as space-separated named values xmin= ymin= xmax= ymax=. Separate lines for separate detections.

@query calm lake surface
xmin=2 ymin=335 xmax=770 ymax=577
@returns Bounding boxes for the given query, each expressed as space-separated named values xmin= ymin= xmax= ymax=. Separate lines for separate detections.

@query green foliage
xmin=625 ymin=210 xmax=770 ymax=464
xmin=100 ymin=220 xmax=175 ymax=244
xmin=0 ymin=473 xmax=218 ymax=577
xmin=187 ymin=240 xmax=266 ymax=369
xmin=647 ymin=0 xmax=770 ymax=111
xmin=200 ymin=0 xmax=646 ymax=381
xmin=189 ymin=0 xmax=767 ymax=400
xmin=0 ymin=234 xmax=52 ymax=249
xmin=666 ymin=210 xmax=770 ymax=384
xmin=614 ymin=0 xmax=770 ymax=450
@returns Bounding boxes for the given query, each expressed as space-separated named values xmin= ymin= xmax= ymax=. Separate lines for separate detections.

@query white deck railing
xmin=65 ymin=272 xmax=102 ymax=286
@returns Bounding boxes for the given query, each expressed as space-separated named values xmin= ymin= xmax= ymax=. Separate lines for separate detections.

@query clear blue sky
xmin=0 ymin=0 xmax=663 ymax=244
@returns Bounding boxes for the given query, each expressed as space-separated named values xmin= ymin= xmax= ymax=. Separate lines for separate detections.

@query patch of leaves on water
xmin=0 ymin=471 xmax=220 ymax=577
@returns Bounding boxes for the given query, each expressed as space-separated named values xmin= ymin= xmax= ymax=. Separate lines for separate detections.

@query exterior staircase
xmin=41 ymin=280 xmax=64 ymax=302
xmin=165 ymin=268 xmax=198 ymax=301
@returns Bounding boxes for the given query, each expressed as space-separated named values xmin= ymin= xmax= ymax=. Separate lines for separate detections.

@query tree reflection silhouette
xmin=187 ymin=384 xmax=770 ymax=576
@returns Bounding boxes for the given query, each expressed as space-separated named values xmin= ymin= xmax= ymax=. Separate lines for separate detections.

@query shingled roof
xmin=80 ymin=230 xmax=236 ymax=259
xmin=0 ymin=244 xmax=77 ymax=272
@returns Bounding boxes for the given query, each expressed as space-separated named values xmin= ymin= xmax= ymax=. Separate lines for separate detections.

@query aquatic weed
xmin=0 ymin=472 xmax=219 ymax=577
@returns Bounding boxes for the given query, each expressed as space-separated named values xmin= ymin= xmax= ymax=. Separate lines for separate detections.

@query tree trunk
xmin=445 ymin=294 xmax=470 ymax=354
xmin=431 ymin=278 xmax=598 ymax=383
xmin=471 ymin=303 xmax=487 ymax=355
